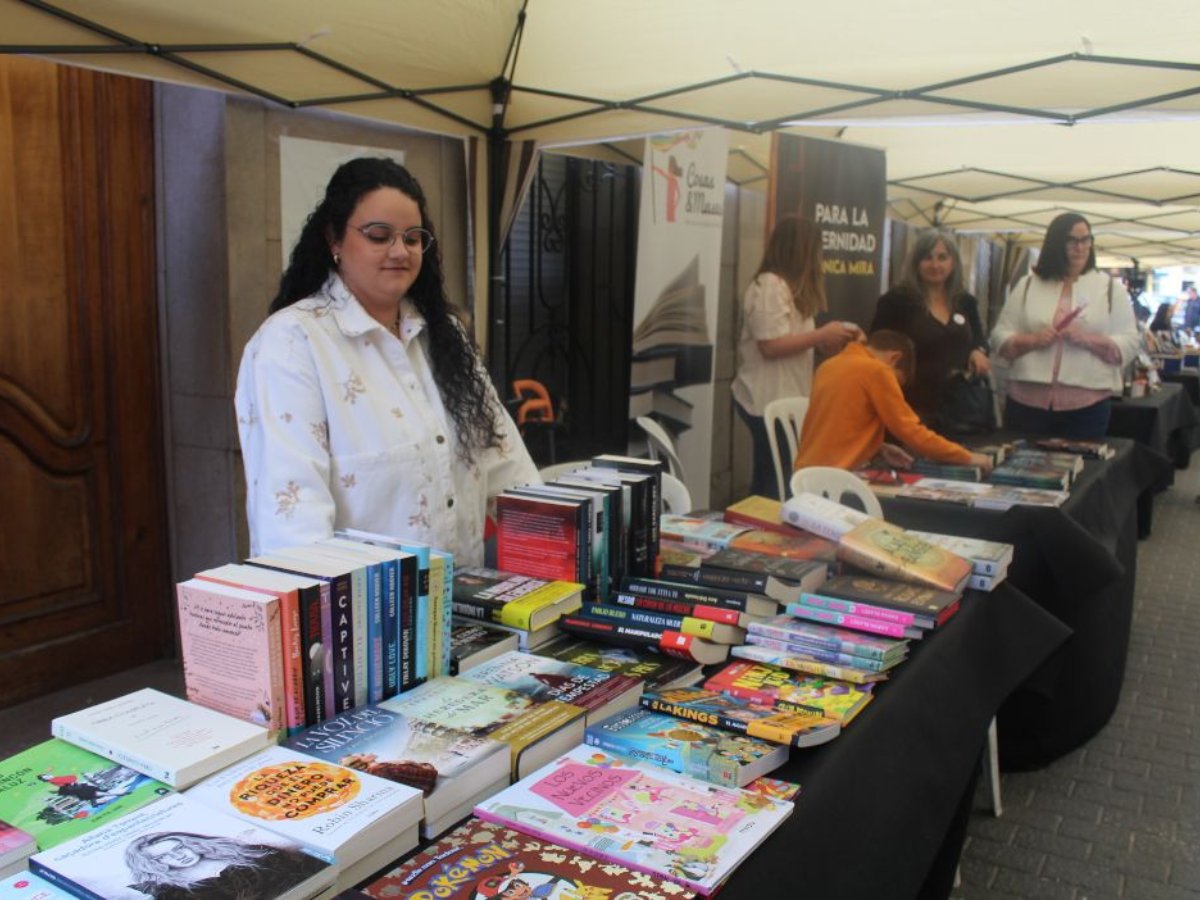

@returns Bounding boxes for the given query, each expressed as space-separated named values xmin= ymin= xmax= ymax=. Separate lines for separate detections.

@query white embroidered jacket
xmin=235 ymin=276 xmax=538 ymax=564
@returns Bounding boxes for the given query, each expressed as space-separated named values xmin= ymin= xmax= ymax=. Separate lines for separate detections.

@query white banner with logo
xmin=630 ymin=128 xmax=729 ymax=509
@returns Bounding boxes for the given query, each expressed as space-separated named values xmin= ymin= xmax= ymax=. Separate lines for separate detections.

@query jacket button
xmin=436 ymin=435 xmax=446 ymax=444
xmin=446 ymin=498 xmax=455 ymax=508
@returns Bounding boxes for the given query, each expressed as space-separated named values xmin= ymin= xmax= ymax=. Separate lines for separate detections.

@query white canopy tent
xmin=4 ymin=0 xmax=1200 ymax=266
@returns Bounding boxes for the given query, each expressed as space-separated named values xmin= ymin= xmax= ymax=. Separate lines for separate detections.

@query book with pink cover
xmin=473 ymin=745 xmax=792 ymax=896
xmin=175 ymin=578 xmax=286 ymax=735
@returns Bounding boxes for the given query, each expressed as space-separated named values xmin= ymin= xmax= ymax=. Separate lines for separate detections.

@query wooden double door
xmin=0 ymin=56 xmax=171 ymax=706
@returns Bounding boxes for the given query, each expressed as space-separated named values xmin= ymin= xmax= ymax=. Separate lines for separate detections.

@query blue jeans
xmin=1003 ymin=396 xmax=1112 ymax=440
xmin=736 ymin=401 xmax=783 ymax=499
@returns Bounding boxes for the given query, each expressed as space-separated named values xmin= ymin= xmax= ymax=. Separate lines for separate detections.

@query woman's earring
xmin=332 ymin=252 xmax=341 ymax=266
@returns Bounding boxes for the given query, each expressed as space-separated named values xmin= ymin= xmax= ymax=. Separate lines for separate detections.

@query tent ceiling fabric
xmin=4 ymin=0 xmax=1200 ymax=263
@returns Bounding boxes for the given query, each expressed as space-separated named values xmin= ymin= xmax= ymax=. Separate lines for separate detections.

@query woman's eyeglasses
xmin=353 ymin=223 xmax=435 ymax=252
xmin=1065 ymin=235 xmax=1094 ymax=247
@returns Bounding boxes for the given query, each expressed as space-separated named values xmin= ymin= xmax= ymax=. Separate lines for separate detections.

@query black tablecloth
xmin=881 ymin=437 xmax=1169 ymax=771
xmin=1108 ymin=381 xmax=1200 ymax=471
xmin=1162 ymin=367 xmax=1200 ymax=407
xmin=725 ymin=585 xmax=1069 ymax=900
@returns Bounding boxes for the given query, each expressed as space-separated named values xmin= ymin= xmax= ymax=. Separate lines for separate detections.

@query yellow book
xmin=452 ymin=566 xmax=584 ymax=631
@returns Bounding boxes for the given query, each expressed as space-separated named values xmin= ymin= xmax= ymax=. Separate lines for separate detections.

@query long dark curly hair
xmin=271 ymin=157 xmax=503 ymax=464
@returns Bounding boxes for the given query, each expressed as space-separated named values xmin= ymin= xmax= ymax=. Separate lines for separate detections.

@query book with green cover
xmin=0 ymin=739 xmax=172 ymax=851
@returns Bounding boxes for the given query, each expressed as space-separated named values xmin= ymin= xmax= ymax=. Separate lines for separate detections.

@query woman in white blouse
xmin=731 ymin=216 xmax=859 ymax=498
xmin=236 ymin=158 xmax=537 ymax=564
xmin=990 ymin=212 xmax=1140 ymax=439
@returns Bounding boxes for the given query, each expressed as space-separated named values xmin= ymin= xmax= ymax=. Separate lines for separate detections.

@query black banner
xmin=770 ymin=134 xmax=887 ymax=329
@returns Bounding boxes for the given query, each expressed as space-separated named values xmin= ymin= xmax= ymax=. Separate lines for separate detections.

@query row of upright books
xmin=177 ymin=529 xmax=460 ymax=739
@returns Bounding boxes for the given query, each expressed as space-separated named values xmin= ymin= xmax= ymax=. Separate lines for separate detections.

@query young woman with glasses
xmin=236 ymin=157 xmax=536 ymax=561
xmin=990 ymin=212 xmax=1140 ymax=439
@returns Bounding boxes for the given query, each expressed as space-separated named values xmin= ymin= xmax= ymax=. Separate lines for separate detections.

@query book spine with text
xmin=784 ymin=602 xmax=917 ymax=639
xmin=794 ymin=593 xmax=922 ymax=627
xmin=746 ymin=634 xmax=893 ymax=671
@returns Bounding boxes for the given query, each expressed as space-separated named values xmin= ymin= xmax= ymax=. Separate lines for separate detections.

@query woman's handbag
xmin=936 ymin=370 xmax=995 ymax=435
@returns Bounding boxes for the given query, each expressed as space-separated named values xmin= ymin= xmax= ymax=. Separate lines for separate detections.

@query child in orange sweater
xmin=794 ymin=330 xmax=994 ymax=474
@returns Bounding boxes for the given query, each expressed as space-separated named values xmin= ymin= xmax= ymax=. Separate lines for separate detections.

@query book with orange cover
xmin=729 ymin=528 xmax=841 ymax=562
xmin=723 ymin=495 xmax=796 ymax=536
xmin=836 ymin=519 xmax=972 ymax=593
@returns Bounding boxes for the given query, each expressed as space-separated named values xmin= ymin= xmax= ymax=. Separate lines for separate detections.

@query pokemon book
xmin=360 ymin=817 xmax=696 ymax=899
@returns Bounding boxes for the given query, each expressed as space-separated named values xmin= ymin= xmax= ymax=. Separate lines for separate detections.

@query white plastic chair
xmin=660 ymin=472 xmax=692 ymax=515
xmin=763 ymin=397 xmax=808 ymax=500
xmin=635 ymin=416 xmax=685 ymax=481
xmin=790 ymin=466 xmax=883 ymax=517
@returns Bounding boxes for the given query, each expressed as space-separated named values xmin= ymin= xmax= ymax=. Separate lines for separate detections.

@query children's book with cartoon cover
xmin=639 ymin=687 xmax=841 ymax=749
xmin=584 ymin=707 xmax=788 ymax=787
xmin=473 ymin=746 xmax=792 ymax=896
xmin=704 ymin=660 xmax=874 ymax=725
xmin=359 ymin=817 xmax=697 ymax=899
xmin=0 ymin=739 xmax=172 ymax=851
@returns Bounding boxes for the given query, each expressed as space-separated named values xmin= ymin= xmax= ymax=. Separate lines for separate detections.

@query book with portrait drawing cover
xmin=359 ymin=816 xmax=698 ymax=899
xmin=836 ymin=518 xmax=973 ymax=593
xmin=29 ymin=794 xmax=334 ymax=900
xmin=184 ymin=745 xmax=423 ymax=891
xmin=0 ymin=739 xmax=172 ymax=857
xmin=50 ymin=689 xmax=271 ymax=790
xmin=379 ymin=677 xmax=586 ymax=781
xmin=282 ymin=703 xmax=510 ymax=840
xmin=473 ymin=745 xmax=792 ymax=896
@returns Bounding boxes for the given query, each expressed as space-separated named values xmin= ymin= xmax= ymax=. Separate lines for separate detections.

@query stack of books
xmin=450 ymin=566 xmax=584 ymax=659
xmin=736 ymin=614 xmax=909 ymax=683
xmin=0 ymin=738 xmax=172 ymax=879
xmin=282 ymin=702 xmax=511 ymax=841
xmin=532 ymin=633 xmax=706 ymax=692
xmin=898 ymin=478 xmax=1070 ymax=510
xmin=473 ymin=745 xmax=793 ymax=897
xmin=909 ymin=531 xmax=1015 ymax=592
xmin=496 ymin=454 xmax=665 ymax=593
xmin=783 ymin=493 xmax=973 ymax=593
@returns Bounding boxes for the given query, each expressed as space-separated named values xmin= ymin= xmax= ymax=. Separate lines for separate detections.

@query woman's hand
xmin=815 ymin=321 xmax=859 ymax=354
xmin=967 ymin=348 xmax=991 ymax=376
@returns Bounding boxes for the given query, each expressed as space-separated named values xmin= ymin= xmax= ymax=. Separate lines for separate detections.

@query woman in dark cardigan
xmin=870 ymin=230 xmax=990 ymax=425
